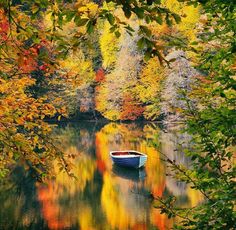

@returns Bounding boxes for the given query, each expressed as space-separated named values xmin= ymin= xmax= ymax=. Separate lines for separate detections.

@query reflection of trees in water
xmin=159 ymin=125 xmax=203 ymax=207
xmin=101 ymin=172 xmax=151 ymax=230
xmin=159 ymin=126 xmax=192 ymax=197
xmin=97 ymin=122 xmax=171 ymax=229
xmin=0 ymin=122 xmax=203 ymax=230
xmin=0 ymin=167 xmax=46 ymax=229
xmin=37 ymin=153 xmax=97 ymax=229
xmin=53 ymin=121 xmax=107 ymax=158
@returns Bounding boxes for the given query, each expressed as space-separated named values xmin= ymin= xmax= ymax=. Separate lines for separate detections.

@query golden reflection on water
xmin=0 ymin=122 xmax=203 ymax=230
xmin=96 ymin=123 xmax=174 ymax=230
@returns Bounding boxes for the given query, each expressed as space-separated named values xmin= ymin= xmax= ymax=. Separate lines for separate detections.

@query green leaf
xmin=109 ymin=25 xmax=117 ymax=33
xmin=140 ymin=25 xmax=152 ymax=37
xmin=165 ymin=14 xmax=172 ymax=26
xmin=137 ymin=37 xmax=146 ymax=49
xmin=107 ymin=13 xmax=115 ymax=25
xmin=32 ymin=36 xmax=40 ymax=44
xmin=190 ymin=41 xmax=198 ymax=45
xmin=123 ymin=6 xmax=131 ymax=18
xmin=172 ymin=13 xmax=181 ymax=24
xmin=74 ymin=16 xmax=88 ymax=26
xmin=133 ymin=7 xmax=144 ymax=19
xmin=145 ymin=15 xmax=151 ymax=24
xmin=115 ymin=31 xmax=121 ymax=38
xmin=155 ymin=16 xmax=163 ymax=25
xmin=86 ymin=21 xmax=94 ymax=34
xmin=144 ymin=51 xmax=151 ymax=61
xmin=125 ymin=25 xmax=135 ymax=32
xmin=66 ymin=11 xmax=76 ymax=22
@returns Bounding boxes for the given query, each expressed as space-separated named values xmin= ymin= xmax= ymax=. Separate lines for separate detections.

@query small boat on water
xmin=110 ymin=150 xmax=147 ymax=168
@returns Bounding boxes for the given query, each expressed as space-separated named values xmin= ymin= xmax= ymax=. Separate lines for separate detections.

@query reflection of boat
xmin=112 ymin=164 xmax=146 ymax=182
xmin=110 ymin=150 xmax=147 ymax=168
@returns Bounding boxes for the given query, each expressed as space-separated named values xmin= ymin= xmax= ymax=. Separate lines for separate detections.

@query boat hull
xmin=110 ymin=151 xmax=147 ymax=168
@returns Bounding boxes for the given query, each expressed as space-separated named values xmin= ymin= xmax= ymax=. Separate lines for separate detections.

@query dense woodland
xmin=0 ymin=0 xmax=235 ymax=229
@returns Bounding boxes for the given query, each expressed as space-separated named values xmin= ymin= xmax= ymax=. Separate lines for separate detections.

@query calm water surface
xmin=0 ymin=122 xmax=203 ymax=230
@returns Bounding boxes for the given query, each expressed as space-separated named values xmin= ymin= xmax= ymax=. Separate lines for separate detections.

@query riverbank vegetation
xmin=0 ymin=0 xmax=235 ymax=229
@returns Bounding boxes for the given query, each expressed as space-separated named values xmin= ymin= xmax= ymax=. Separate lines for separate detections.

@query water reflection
xmin=112 ymin=165 xmax=146 ymax=182
xmin=0 ymin=122 xmax=203 ymax=229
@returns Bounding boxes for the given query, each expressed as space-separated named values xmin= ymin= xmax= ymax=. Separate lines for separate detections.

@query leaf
xmin=172 ymin=13 xmax=181 ymax=24
xmin=190 ymin=41 xmax=198 ymax=45
xmin=144 ymin=51 xmax=151 ymax=61
xmin=165 ymin=14 xmax=172 ymax=26
xmin=145 ymin=15 xmax=151 ymax=24
xmin=32 ymin=36 xmax=40 ymax=44
xmin=155 ymin=16 xmax=163 ymax=25
xmin=137 ymin=37 xmax=146 ymax=49
xmin=140 ymin=25 xmax=152 ymax=37
xmin=115 ymin=31 xmax=121 ymax=38
xmin=125 ymin=25 xmax=135 ymax=32
xmin=107 ymin=13 xmax=115 ymax=25
xmin=146 ymin=0 xmax=153 ymax=5
xmin=86 ymin=21 xmax=94 ymax=34
xmin=122 ymin=6 xmax=132 ymax=19
xmin=145 ymin=38 xmax=154 ymax=48
xmin=66 ymin=11 xmax=76 ymax=22
xmin=32 ymin=5 xmax=39 ymax=14
xmin=74 ymin=16 xmax=88 ymax=26
xmin=133 ymin=7 xmax=144 ymax=19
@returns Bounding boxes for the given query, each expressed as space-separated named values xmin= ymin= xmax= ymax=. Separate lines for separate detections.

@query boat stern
xmin=138 ymin=155 xmax=147 ymax=168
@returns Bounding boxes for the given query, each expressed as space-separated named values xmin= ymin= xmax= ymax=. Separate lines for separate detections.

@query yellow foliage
xmin=135 ymin=57 xmax=165 ymax=120
xmin=99 ymin=21 xmax=119 ymax=69
xmin=138 ymin=57 xmax=164 ymax=102
xmin=95 ymin=81 xmax=122 ymax=120
xmin=78 ymin=2 xmax=98 ymax=17
xmin=162 ymin=0 xmax=200 ymax=41
xmin=59 ymin=50 xmax=95 ymax=86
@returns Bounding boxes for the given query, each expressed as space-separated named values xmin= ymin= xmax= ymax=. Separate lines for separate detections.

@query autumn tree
xmin=120 ymin=93 xmax=144 ymax=120
xmin=135 ymin=57 xmax=165 ymax=120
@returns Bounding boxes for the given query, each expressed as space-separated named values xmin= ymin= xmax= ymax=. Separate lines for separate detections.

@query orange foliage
xmin=120 ymin=94 xmax=144 ymax=120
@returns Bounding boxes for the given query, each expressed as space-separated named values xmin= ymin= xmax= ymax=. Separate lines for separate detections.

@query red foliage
xmin=95 ymin=68 xmax=105 ymax=83
xmin=0 ymin=10 xmax=9 ymax=41
xmin=120 ymin=94 xmax=144 ymax=120
xmin=18 ymin=47 xmax=39 ymax=72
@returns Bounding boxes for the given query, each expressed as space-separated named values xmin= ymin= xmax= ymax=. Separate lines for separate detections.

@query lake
xmin=0 ymin=121 xmax=203 ymax=230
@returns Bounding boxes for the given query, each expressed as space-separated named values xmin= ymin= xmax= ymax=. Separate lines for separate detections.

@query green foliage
xmin=151 ymin=0 xmax=236 ymax=229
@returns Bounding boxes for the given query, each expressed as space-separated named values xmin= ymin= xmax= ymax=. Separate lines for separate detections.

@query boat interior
xmin=111 ymin=151 xmax=142 ymax=156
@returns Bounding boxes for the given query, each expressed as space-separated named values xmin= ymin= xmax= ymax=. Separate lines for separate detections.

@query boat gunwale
xmin=110 ymin=150 xmax=147 ymax=158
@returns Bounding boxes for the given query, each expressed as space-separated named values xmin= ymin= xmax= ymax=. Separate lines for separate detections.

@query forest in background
xmin=0 ymin=0 xmax=235 ymax=229
xmin=1 ymin=0 xmax=201 ymax=122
